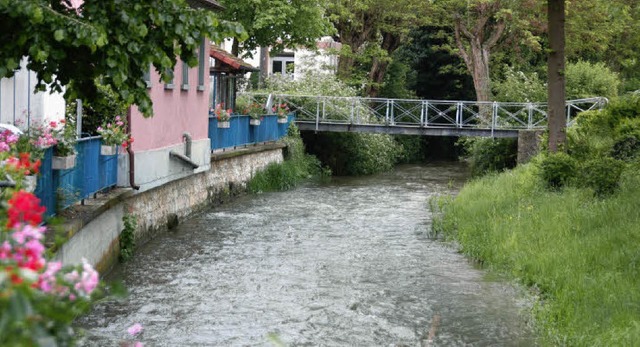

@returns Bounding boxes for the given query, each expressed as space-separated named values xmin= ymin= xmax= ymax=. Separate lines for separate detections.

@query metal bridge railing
xmin=240 ymin=93 xmax=608 ymax=133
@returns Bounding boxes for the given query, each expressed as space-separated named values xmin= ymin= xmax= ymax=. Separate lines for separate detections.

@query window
xmin=181 ymin=61 xmax=189 ymax=91
xmin=271 ymin=53 xmax=295 ymax=78
xmin=198 ymin=38 xmax=206 ymax=91
xmin=164 ymin=68 xmax=174 ymax=90
xmin=272 ymin=61 xmax=283 ymax=74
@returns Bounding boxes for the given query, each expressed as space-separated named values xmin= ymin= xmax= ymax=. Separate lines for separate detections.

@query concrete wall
xmin=517 ymin=130 xmax=545 ymax=164
xmin=0 ymin=59 xmax=66 ymax=127
xmin=55 ymin=145 xmax=284 ymax=273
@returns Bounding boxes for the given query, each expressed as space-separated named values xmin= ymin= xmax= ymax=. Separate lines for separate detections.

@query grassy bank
xmin=434 ymin=162 xmax=640 ymax=345
xmin=247 ymin=124 xmax=328 ymax=193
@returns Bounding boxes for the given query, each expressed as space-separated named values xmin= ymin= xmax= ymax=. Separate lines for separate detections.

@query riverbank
xmin=434 ymin=162 xmax=640 ymax=345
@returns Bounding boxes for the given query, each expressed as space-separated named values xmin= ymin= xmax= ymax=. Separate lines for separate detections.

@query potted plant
xmin=97 ymin=116 xmax=132 ymax=155
xmin=214 ymin=103 xmax=232 ymax=128
xmin=3 ymin=153 xmax=41 ymax=193
xmin=51 ymin=120 xmax=77 ymax=170
xmin=273 ymin=102 xmax=290 ymax=123
xmin=245 ymin=102 xmax=264 ymax=126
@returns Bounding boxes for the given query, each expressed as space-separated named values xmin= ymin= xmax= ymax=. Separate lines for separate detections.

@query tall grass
xmin=434 ymin=162 xmax=640 ymax=345
xmin=247 ymin=124 xmax=327 ymax=193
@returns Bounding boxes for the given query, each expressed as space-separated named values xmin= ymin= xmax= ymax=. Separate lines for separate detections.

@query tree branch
xmin=454 ymin=19 xmax=472 ymax=69
xmin=485 ymin=20 xmax=506 ymax=49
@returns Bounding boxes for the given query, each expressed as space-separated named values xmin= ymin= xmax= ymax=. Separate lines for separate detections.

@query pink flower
xmin=134 ymin=342 xmax=144 ymax=347
xmin=38 ymin=261 xmax=62 ymax=293
xmin=128 ymin=323 xmax=144 ymax=336
xmin=74 ymin=259 xmax=99 ymax=296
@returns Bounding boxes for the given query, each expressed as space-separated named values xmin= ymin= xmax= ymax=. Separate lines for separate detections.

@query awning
xmin=209 ymin=45 xmax=259 ymax=73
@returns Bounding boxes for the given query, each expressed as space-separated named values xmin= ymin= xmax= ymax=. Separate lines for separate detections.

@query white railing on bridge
xmin=240 ymin=93 xmax=607 ymax=134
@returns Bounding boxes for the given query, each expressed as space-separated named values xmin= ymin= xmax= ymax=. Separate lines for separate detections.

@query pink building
xmin=125 ymin=0 xmax=224 ymax=191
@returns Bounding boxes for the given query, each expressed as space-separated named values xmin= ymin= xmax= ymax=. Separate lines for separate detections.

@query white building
xmin=0 ymin=59 xmax=66 ymax=129
xmin=221 ymin=36 xmax=341 ymax=82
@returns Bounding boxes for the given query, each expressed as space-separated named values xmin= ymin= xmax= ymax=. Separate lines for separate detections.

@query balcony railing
xmin=34 ymin=137 xmax=118 ymax=216
xmin=208 ymin=114 xmax=293 ymax=151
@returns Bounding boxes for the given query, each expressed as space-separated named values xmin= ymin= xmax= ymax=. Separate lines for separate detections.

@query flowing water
xmin=78 ymin=163 xmax=534 ymax=346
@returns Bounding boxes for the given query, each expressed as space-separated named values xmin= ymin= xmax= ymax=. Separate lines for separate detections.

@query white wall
xmin=0 ymin=59 xmax=66 ymax=129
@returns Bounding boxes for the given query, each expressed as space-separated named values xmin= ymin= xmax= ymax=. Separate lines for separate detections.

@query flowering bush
xmin=52 ymin=119 xmax=77 ymax=157
xmin=5 ymin=152 xmax=41 ymax=176
xmin=0 ymin=130 xmax=19 ymax=153
xmin=0 ymin=188 xmax=100 ymax=345
xmin=214 ymin=103 xmax=232 ymax=122
xmin=97 ymin=115 xmax=133 ymax=148
xmin=244 ymin=102 xmax=264 ymax=120
xmin=272 ymin=102 xmax=290 ymax=118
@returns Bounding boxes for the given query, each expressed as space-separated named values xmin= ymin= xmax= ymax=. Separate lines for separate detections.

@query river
xmin=77 ymin=163 xmax=534 ymax=346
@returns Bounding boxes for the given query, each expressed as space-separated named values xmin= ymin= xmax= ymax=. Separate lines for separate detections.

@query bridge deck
xmin=296 ymin=121 xmax=519 ymax=138
xmin=242 ymin=93 xmax=607 ymax=137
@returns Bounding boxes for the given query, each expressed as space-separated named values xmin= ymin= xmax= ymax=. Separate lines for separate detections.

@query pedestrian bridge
xmin=241 ymin=93 xmax=607 ymax=138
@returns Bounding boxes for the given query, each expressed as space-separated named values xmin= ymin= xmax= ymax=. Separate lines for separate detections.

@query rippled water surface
xmin=78 ymin=163 xmax=533 ymax=346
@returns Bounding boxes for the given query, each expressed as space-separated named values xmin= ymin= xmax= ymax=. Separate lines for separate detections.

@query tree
xmin=327 ymin=0 xmax=431 ymax=97
xmin=0 ymin=0 xmax=244 ymax=117
xmin=431 ymin=0 xmax=542 ymax=105
xmin=216 ymin=0 xmax=333 ymax=57
xmin=565 ymin=0 xmax=640 ymax=92
xmin=395 ymin=25 xmax=476 ymax=101
xmin=547 ymin=0 xmax=566 ymax=152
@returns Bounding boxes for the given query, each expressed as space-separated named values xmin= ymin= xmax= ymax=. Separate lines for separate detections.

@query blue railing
xmin=35 ymin=137 xmax=118 ymax=216
xmin=208 ymin=114 xmax=294 ymax=151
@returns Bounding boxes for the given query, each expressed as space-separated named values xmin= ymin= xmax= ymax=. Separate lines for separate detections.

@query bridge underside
xmin=296 ymin=121 xmax=520 ymax=138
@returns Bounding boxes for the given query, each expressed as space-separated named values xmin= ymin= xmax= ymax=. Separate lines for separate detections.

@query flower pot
xmin=250 ymin=119 xmax=261 ymax=126
xmin=218 ymin=121 xmax=230 ymax=128
xmin=277 ymin=117 xmax=288 ymax=124
xmin=52 ymin=154 xmax=76 ymax=170
xmin=101 ymin=145 xmax=117 ymax=156
xmin=24 ymin=175 xmax=37 ymax=193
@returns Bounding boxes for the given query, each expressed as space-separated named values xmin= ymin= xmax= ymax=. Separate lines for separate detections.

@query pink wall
xmin=130 ymin=43 xmax=210 ymax=152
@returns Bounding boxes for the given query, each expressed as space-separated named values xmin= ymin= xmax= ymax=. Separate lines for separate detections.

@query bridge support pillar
xmin=517 ymin=130 xmax=545 ymax=164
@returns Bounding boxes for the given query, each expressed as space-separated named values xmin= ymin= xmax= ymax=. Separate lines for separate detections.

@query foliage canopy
xmin=0 ymin=0 xmax=245 ymax=116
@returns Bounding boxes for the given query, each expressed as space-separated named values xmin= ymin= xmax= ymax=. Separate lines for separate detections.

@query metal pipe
xmin=182 ymin=132 xmax=192 ymax=158
xmin=126 ymin=108 xmax=140 ymax=190
xmin=170 ymin=150 xmax=199 ymax=169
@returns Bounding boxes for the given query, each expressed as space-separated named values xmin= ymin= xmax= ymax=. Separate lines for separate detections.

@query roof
xmin=186 ymin=0 xmax=224 ymax=11
xmin=209 ymin=45 xmax=259 ymax=72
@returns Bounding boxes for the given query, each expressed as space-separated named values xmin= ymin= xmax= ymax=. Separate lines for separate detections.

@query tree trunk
xmin=470 ymin=45 xmax=492 ymax=103
xmin=365 ymin=31 xmax=401 ymax=98
xmin=231 ymin=38 xmax=240 ymax=57
xmin=453 ymin=10 xmax=506 ymax=123
xmin=547 ymin=0 xmax=566 ymax=152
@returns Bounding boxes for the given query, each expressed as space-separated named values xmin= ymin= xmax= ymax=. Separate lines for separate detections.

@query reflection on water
xmin=78 ymin=163 xmax=533 ymax=346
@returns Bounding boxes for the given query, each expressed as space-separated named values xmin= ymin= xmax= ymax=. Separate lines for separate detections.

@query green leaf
xmin=54 ymin=29 xmax=65 ymax=41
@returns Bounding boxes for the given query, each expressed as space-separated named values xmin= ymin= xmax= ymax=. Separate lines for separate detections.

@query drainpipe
xmin=183 ymin=132 xmax=192 ymax=158
xmin=126 ymin=108 xmax=140 ymax=190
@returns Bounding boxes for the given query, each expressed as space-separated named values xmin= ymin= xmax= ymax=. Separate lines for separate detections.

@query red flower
xmin=7 ymin=191 xmax=45 ymax=228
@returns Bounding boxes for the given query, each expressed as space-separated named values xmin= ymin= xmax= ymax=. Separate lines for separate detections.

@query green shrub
xmin=577 ymin=157 xmax=625 ymax=197
xmin=66 ymin=84 xmax=127 ymax=136
xmin=394 ymin=135 xmax=425 ymax=164
xmin=611 ymin=133 xmax=640 ymax=161
xmin=538 ymin=152 xmax=577 ymax=190
xmin=458 ymin=137 xmax=517 ymax=177
xmin=566 ymin=61 xmax=620 ymax=99
xmin=119 ymin=214 xmax=137 ymax=262
xmin=248 ymin=123 xmax=325 ymax=193
xmin=493 ymin=65 xmax=547 ymax=102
